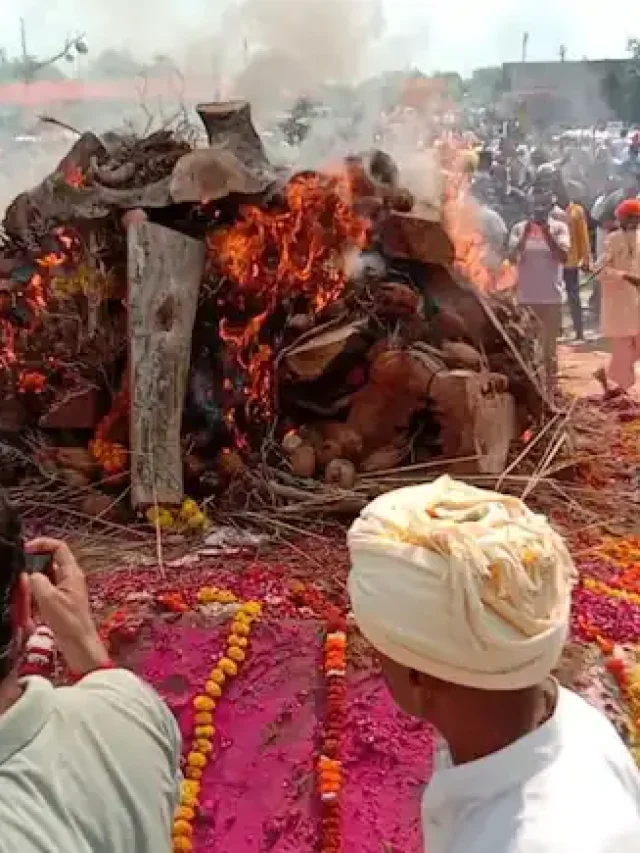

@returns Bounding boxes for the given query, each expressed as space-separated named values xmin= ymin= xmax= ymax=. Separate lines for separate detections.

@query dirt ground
xmin=559 ymin=336 xmax=615 ymax=398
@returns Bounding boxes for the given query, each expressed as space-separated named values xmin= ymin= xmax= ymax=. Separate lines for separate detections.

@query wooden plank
xmin=128 ymin=221 xmax=205 ymax=508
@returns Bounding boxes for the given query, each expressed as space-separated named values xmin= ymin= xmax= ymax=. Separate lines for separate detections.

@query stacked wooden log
xmin=0 ymin=100 xmax=546 ymax=515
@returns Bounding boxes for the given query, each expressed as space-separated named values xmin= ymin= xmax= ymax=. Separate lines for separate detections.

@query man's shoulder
xmin=59 ymin=669 xmax=179 ymax=742
xmin=445 ymin=787 xmax=640 ymax=853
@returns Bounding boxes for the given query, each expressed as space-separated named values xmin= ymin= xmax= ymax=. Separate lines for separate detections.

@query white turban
xmin=347 ymin=476 xmax=576 ymax=691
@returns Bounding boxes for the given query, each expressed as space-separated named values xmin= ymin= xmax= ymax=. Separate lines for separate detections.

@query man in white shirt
xmin=347 ymin=476 xmax=640 ymax=853
xmin=509 ymin=193 xmax=570 ymax=389
xmin=0 ymin=498 xmax=180 ymax=852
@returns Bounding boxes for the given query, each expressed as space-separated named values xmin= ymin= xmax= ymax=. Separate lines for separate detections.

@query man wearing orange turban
xmin=594 ymin=198 xmax=640 ymax=394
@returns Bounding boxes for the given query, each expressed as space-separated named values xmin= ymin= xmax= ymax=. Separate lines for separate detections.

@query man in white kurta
xmin=348 ymin=476 xmax=640 ymax=853
xmin=597 ymin=199 xmax=640 ymax=391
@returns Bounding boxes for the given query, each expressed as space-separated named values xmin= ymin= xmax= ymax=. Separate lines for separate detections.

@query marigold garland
xmin=172 ymin=589 xmax=263 ymax=852
xmin=318 ymin=626 xmax=347 ymax=853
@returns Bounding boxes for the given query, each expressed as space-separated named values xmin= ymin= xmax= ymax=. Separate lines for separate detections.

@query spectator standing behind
xmin=0 ymin=499 xmax=180 ymax=852
xmin=509 ymin=193 xmax=570 ymax=390
xmin=556 ymin=188 xmax=592 ymax=341
xmin=347 ymin=476 xmax=640 ymax=853
xmin=594 ymin=198 xmax=640 ymax=396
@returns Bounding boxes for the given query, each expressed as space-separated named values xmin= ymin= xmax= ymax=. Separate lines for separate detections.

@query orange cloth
xmin=616 ymin=198 xmax=640 ymax=221
xmin=565 ymin=202 xmax=591 ymax=269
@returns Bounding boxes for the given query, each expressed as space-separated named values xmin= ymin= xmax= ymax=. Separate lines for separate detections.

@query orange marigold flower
xmin=194 ymin=725 xmax=215 ymax=739
xmin=194 ymin=711 xmax=213 ymax=725
xmin=174 ymin=806 xmax=195 ymax=822
xmin=172 ymin=819 xmax=193 ymax=837
xmin=219 ymin=657 xmax=238 ymax=675
xmin=227 ymin=646 xmax=245 ymax=663
xmin=209 ymin=668 xmax=225 ymax=685
xmin=193 ymin=695 xmax=215 ymax=712
xmin=187 ymin=751 xmax=207 ymax=769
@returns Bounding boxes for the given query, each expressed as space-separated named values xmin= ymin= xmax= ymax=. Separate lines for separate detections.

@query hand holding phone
xmin=24 ymin=538 xmax=110 ymax=676
xmin=24 ymin=552 xmax=54 ymax=580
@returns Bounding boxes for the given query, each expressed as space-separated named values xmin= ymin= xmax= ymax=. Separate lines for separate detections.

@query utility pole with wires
xmin=522 ymin=32 xmax=529 ymax=63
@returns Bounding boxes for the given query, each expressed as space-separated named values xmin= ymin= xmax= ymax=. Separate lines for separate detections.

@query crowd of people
xmin=453 ymin=128 xmax=640 ymax=393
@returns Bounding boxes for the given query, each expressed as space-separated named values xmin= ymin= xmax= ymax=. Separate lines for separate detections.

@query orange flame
xmin=441 ymin=153 xmax=516 ymax=293
xmin=63 ymin=164 xmax=86 ymax=189
xmin=0 ymin=227 xmax=81 ymax=379
xmin=208 ymin=171 xmax=369 ymax=426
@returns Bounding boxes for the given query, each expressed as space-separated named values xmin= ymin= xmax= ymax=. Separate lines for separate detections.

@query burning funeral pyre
xmin=0 ymin=101 xmax=549 ymax=522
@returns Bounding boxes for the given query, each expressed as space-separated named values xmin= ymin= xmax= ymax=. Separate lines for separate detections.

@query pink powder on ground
xmin=140 ymin=618 xmax=322 ymax=852
xmin=137 ymin=618 xmax=433 ymax=852
xmin=342 ymin=677 xmax=434 ymax=853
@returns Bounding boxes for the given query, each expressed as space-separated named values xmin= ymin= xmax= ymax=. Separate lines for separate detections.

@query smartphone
xmin=24 ymin=552 xmax=54 ymax=579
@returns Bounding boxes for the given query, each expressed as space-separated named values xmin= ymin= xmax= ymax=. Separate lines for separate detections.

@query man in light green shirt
xmin=0 ymin=501 xmax=180 ymax=852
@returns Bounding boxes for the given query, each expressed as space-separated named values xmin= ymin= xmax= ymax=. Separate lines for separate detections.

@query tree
xmin=87 ymin=48 xmax=144 ymax=80
xmin=600 ymin=40 xmax=640 ymax=122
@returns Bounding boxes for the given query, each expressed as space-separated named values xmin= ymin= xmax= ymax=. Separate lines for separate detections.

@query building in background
xmin=498 ymin=59 xmax=630 ymax=127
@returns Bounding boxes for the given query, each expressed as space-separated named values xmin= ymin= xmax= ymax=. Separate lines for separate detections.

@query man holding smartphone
xmin=509 ymin=192 xmax=570 ymax=391
xmin=0 ymin=496 xmax=180 ymax=852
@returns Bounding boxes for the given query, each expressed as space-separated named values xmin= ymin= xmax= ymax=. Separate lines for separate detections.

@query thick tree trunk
xmin=196 ymin=100 xmax=270 ymax=173
xmin=128 ymin=222 xmax=205 ymax=508
xmin=430 ymin=370 xmax=516 ymax=475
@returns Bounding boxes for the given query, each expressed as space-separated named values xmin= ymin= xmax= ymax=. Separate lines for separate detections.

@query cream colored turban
xmin=347 ymin=476 xmax=576 ymax=691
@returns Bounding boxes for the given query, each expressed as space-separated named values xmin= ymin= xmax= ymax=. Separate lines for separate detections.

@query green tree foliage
xmin=601 ymin=40 xmax=640 ymax=122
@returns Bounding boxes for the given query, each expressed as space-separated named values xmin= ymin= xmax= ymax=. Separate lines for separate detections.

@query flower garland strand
xmin=172 ymin=590 xmax=262 ymax=852
xmin=318 ymin=626 xmax=347 ymax=853
xmin=20 ymin=625 xmax=56 ymax=678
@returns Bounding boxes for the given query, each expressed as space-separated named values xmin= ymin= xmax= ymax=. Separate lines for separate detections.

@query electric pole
xmin=522 ymin=32 xmax=529 ymax=63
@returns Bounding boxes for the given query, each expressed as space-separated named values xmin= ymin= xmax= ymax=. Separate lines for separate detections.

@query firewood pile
xmin=0 ymin=100 xmax=553 ymax=527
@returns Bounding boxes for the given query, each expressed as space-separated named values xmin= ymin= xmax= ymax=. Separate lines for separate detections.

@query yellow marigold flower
xmin=234 ymin=610 xmax=251 ymax=624
xmin=193 ymin=695 xmax=215 ymax=712
xmin=173 ymin=838 xmax=193 ymax=852
xmin=204 ymin=680 xmax=221 ymax=699
xmin=175 ymin=806 xmax=195 ymax=822
xmin=243 ymin=601 xmax=262 ymax=616
xmin=227 ymin=646 xmax=246 ymax=663
xmin=180 ymin=498 xmax=199 ymax=521
xmin=181 ymin=780 xmax=201 ymax=798
xmin=194 ymin=725 xmax=215 ymax=739
xmin=187 ymin=751 xmax=207 ymax=769
xmin=197 ymin=587 xmax=218 ymax=604
xmin=194 ymin=738 xmax=213 ymax=754
xmin=173 ymin=819 xmax=193 ymax=837
xmin=210 ymin=668 xmax=225 ymax=685
xmin=194 ymin=711 xmax=213 ymax=725
xmin=185 ymin=766 xmax=203 ymax=781
xmin=219 ymin=657 xmax=238 ymax=676
xmin=228 ymin=634 xmax=248 ymax=649
xmin=232 ymin=621 xmax=250 ymax=637
xmin=217 ymin=590 xmax=237 ymax=603
xmin=186 ymin=511 xmax=206 ymax=530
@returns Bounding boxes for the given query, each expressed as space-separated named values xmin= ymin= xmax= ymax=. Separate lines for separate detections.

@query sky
xmin=1 ymin=0 xmax=638 ymax=78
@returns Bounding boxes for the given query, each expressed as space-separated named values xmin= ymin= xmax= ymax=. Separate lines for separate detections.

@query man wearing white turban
xmin=348 ymin=476 xmax=640 ymax=853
